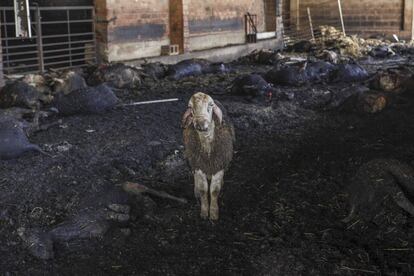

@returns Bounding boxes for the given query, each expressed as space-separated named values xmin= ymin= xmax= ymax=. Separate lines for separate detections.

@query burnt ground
xmin=1 ymin=60 xmax=414 ymax=275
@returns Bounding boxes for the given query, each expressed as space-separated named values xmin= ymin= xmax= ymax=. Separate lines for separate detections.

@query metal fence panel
xmin=0 ymin=5 xmax=96 ymax=75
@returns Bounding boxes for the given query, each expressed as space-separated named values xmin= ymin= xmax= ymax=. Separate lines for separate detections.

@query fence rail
xmin=281 ymin=0 xmax=344 ymax=47
xmin=0 ymin=5 xmax=96 ymax=75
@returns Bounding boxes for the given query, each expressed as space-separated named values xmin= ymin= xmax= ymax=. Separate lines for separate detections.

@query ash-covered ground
xmin=1 ymin=53 xmax=414 ymax=275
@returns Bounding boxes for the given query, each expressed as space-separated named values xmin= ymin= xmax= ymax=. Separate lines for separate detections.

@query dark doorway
xmin=264 ymin=0 xmax=277 ymax=31
xmin=169 ymin=0 xmax=184 ymax=53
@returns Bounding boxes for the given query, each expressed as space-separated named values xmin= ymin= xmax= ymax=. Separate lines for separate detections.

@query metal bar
xmin=14 ymin=0 xmax=32 ymax=37
xmin=2 ymin=43 xmax=37 ymax=49
xmin=34 ymin=5 xmax=44 ymax=73
xmin=44 ymin=57 xmax=95 ymax=66
xmin=44 ymin=53 xmax=88 ymax=60
xmin=37 ymin=6 xmax=94 ymax=11
xmin=123 ymin=98 xmax=180 ymax=106
xmin=0 ymin=6 xmax=94 ymax=11
xmin=3 ymin=9 xmax=11 ymax=68
xmin=66 ymin=9 xmax=72 ymax=67
xmin=41 ymin=19 xmax=93 ymax=25
xmin=5 ymin=64 xmax=39 ymax=70
xmin=3 ymin=56 xmax=38 ymax=63
xmin=4 ymin=69 xmax=39 ymax=75
xmin=40 ymin=32 xmax=93 ymax=39
xmin=43 ymin=45 xmax=95 ymax=54
xmin=1 ymin=35 xmax=37 ymax=40
xmin=1 ymin=22 xmax=37 ymax=26
xmin=91 ymin=7 xmax=97 ymax=64
xmin=2 ymin=50 xmax=38 ymax=56
xmin=42 ymin=39 xmax=95 ymax=47
xmin=48 ymin=64 xmax=90 ymax=71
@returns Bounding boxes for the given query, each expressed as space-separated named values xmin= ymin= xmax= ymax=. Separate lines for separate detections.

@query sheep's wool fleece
xmin=183 ymin=110 xmax=235 ymax=176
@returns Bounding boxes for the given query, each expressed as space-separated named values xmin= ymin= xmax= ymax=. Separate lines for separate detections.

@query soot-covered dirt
xmin=1 ymin=61 xmax=414 ymax=275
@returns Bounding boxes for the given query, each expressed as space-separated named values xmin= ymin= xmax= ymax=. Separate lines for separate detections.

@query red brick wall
xmin=342 ymin=0 xmax=405 ymax=37
xmin=264 ymin=0 xmax=277 ymax=31
xmin=187 ymin=0 xmax=267 ymax=51
xmin=95 ymin=0 xmax=170 ymax=61
xmin=283 ymin=0 xmax=408 ymax=38
xmin=96 ymin=0 xmax=281 ymax=61
xmin=188 ymin=0 xmax=266 ymax=35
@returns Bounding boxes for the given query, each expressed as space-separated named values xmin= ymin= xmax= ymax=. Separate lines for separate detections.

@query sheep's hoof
xmin=209 ymin=208 xmax=219 ymax=221
xmin=200 ymin=209 xmax=209 ymax=219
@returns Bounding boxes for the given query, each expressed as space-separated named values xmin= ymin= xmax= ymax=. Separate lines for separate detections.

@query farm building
xmin=0 ymin=0 xmax=413 ymax=82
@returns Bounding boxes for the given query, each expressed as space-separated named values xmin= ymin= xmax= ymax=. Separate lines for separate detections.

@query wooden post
xmin=411 ymin=0 xmax=414 ymax=40
xmin=290 ymin=0 xmax=300 ymax=31
xmin=337 ymin=0 xmax=346 ymax=36
xmin=307 ymin=7 xmax=314 ymax=41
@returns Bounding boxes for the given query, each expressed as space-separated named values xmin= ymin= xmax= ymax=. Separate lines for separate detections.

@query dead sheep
xmin=265 ymin=63 xmax=310 ymax=86
xmin=329 ymin=62 xmax=369 ymax=83
xmin=51 ymin=69 xmax=88 ymax=95
xmin=182 ymin=92 xmax=235 ymax=220
xmin=369 ymin=67 xmax=413 ymax=92
xmin=344 ymin=159 xmax=414 ymax=225
xmin=166 ymin=59 xmax=230 ymax=80
xmin=52 ymin=83 xmax=119 ymax=116
xmin=237 ymin=50 xmax=289 ymax=65
xmin=0 ymin=115 xmax=48 ymax=160
xmin=88 ymin=63 xmax=142 ymax=89
xmin=0 ymin=81 xmax=41 ymax=110
xmin=141 ymin=62 xmax=168 ymax=79
xmin=316 ymin=50 xmax=339 ymax=64
xmin=17 ymin=202 xmax=131 ymax=260
xmin=265 ymin=61 xmax=335 ymax=86
xmin=230 ymin=74 xmax=294 ymax=102
xmin=21 ymin=74 xmax=54 ymax=104
xmin=369 ymin=45 xmax=395 ymax=58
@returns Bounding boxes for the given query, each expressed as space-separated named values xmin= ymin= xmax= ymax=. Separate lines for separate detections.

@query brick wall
xmin=283 ymin=0 xmax=410 ymax=39
xmin=96 ymin=0 xmax=170 ymax=62
xmin=342 ymin=0 xmax=405 ymax=37
xmin=264 ymin=0 xmax=277 ymax=31
xmin=187 ymin=0 xmax=266 ymax=51
xmin=96 ymin=0 xmax=281 ymax=61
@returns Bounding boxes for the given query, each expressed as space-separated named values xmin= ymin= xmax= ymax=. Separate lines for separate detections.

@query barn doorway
xmin=264 ymin=0 xmax=277 ymax=31
xmin=169 ymin=0 xmax=184 ymax=54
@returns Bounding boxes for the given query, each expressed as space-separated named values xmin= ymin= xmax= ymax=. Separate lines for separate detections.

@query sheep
xmin=182 ymin=92 xmax=235 ymax=220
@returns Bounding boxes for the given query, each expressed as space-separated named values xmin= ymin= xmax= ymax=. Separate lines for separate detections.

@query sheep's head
xmin=182 ymin=92 xmax=222 ymax=132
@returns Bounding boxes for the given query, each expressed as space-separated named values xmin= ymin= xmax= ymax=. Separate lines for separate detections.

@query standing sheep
xmin=182 ymin=92 xmax=235 ymax=220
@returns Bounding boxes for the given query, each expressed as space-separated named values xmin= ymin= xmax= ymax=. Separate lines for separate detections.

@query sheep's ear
xmin=182 ymin=107 xmax=193 ymax=128
xmin=213 ymin=104 xmax=223 ymax=125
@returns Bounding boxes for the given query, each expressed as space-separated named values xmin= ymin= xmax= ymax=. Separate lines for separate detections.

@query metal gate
xmin=281 ymin=0 xmax=344 ymax=47
xmin=0 ymin=5 xmax=96 ymax=75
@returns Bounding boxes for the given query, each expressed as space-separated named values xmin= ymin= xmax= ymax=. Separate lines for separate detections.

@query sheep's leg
xmin=210 ymin=170 xmax=224 ymax=221
xmin=194 ymin=170 xmax=209 ymax=219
